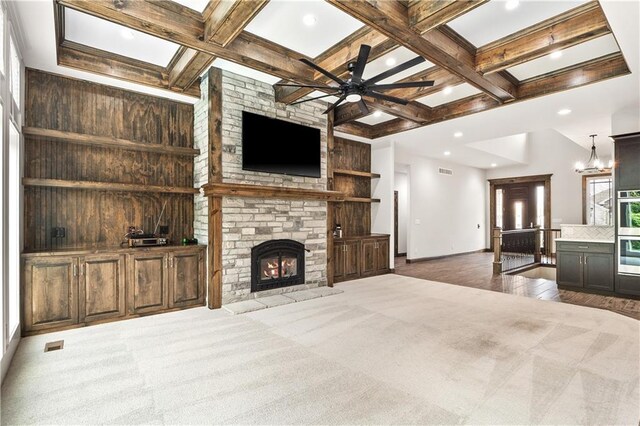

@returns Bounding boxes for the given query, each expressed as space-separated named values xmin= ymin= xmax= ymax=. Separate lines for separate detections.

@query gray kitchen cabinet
xmin=556 ymin=241 xmax=614 ymax=291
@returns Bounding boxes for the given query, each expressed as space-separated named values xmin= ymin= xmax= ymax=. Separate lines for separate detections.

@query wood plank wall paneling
xmin=331 ymin=137 xmax=372 ymax=237
xmin=24 ymin=69 xmax=195 ymax=251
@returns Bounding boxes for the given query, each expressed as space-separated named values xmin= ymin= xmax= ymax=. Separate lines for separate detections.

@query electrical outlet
xmin=51 ymin=227 xmax=66 ymax=238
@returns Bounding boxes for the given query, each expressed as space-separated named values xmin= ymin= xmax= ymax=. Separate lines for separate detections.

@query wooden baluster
xmin=534 ymin=225 xmax=542 ymax=263
xmin=492 ymin=227 xmax=502 ymax=275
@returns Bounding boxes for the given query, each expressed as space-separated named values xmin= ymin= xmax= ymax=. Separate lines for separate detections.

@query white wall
xmin=371 ymin=142 xmax=395 ymax=268
xmin=612 ymin=106 xmax=640 ymax=134
xmin=394 ymin=171 xmax=409 ymax=255
xmin=484 ymin=129 xmax=590 ymax=243
xmin=395 ymin=148 xmax=486 ymax=260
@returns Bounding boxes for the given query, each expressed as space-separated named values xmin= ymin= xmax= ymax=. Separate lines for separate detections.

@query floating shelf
xmin=344 ymin=197 xmax=381 ymax=203
xmin=333 ymin=168 xmax=381 ymax=178
xmin=202 ymin=182 xmax=345 ymax=201
xmin=23 ymin=127 xmax=201 ymax=157
xmin=22 ymin=178 xmax=200 ymax=194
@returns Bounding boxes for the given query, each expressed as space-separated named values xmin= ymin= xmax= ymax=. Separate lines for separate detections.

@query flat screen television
xmin=242 ymin=111 xmax=321 ymax=178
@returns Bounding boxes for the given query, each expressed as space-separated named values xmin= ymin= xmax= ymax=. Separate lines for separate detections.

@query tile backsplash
xmin=560 ymin=224 xmax=614 ymax=241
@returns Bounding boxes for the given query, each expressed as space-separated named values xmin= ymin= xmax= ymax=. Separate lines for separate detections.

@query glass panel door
xmin=7 ymin=123 xmax=19 ymax=337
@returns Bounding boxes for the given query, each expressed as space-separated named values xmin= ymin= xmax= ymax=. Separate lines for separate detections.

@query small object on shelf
xmin=334 ymin=224 xmax=343 ymax=239
xmin=182 ymin=237 xmax=198 ymax=246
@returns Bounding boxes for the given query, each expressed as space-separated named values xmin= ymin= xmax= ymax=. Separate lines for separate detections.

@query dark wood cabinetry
xmin=557 ymin=241 xmax=614 ymax=291
xmin=22 ymin=245 xmax=205 ymax=335
xmin=333 ymin=235 xmax=389 ymax=283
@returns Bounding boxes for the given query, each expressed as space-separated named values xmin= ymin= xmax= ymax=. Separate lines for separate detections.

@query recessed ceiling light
xmin=505 ymin=0 xmax=519 ymax=11
xmin=491 ymin=163 xmax=497 ymax=168
xmin=557 ymin=108 xmax=572 ymax=116
xmin=120 ymin=29 xmax=135 ymax=40
xmin=302 ymin=14 xmax=317 ymax=26
xmin=443 ymin=86 xmax=453 ymax=95
xmin=444 ymin=151 xmax=451 ymax=156
xmin=385 ymin=57 xmax=397 ymax=67
xmin=373 ymin=111 xmax=382 ymax=118
xmin=549 ymin=51 xmax=563 ymax=60
xmin=453 ymin=131 xmax=463 ymax=138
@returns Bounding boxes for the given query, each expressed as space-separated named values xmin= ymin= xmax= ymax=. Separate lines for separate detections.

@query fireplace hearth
xmin=251 ymin=239 xmax=306 ymax=292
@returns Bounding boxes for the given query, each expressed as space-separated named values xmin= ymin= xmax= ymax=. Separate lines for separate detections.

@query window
xmin=536 ymin=185 xmax=544 ymax=227
xmin=514 ymin=201 xmax=523 ymax=230
xmin=9 ymin=35 xmax=20 ymax=114
xmin=584 ymin=175 xmax=613 ymax=226
xmin=496 ymin=189 xmax=503 ymax=229
xmin=7 ymin=123 xmax=19 ymax=337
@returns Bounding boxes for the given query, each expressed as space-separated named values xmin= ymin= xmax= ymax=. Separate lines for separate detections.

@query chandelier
xmin=574 ymin=134 xmax=612 ymax=174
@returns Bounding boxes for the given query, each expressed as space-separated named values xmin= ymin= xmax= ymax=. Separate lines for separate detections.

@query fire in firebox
xmin=261 ymin=257 xmax=297 ymax=280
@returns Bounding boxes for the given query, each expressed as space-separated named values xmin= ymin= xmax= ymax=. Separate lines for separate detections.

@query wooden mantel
xmin=202 ymin=182 xmax=345 ymax=202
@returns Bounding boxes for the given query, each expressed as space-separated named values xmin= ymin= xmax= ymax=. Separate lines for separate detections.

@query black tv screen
xmin=242 ymin=111 xmax=321 ymax=178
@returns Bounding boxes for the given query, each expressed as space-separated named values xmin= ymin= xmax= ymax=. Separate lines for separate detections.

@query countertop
xmin=555 ymin=238 xmax=614 ymax=244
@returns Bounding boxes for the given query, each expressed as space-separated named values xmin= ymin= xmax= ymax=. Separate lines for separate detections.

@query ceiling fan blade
xmin=367 ymin=91 xmax=409 ymax=105
xmin=351 ymin=44 xmax=371 ymax=84
xmin=290 ymin=92 xmax=341 ymax=106
xmin=275 ymin=83 xmax=338 ymax=90
xmin=323 ymin=94 xmax=347 ymax=114
xmin=300 ymin=58 xmax=346 ymax=86
xmin=365 ymin=56 xmax=426 ymax=85
xmin=369 ymin=81 xmax=435 ymax=91
xmin=357 ymin=100 xmax=369 ymax=115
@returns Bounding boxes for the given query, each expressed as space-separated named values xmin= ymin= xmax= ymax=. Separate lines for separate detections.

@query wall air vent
xmin=438 ymin=167 xmax=453 ymax=176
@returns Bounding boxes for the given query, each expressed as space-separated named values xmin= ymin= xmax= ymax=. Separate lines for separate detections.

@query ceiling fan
xmin=275 ymin=44 xmax=435 ymax=115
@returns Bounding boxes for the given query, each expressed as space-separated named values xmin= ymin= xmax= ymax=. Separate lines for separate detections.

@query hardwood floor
xmin=394 ymin=253 xmax=640 ymax=320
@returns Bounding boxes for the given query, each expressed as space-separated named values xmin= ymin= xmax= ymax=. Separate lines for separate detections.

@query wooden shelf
xmin=23 ymin=127 xmax=201 ymax=157
xmin=333 ymin=168 xmax=381 ymax=178
xmin=344 ymin=197 xmax=381 ymax=203
xmin=202 ymin=182 xmax=345 ymax=201
xmin=23 ymin=178 xmax=200 ymax=194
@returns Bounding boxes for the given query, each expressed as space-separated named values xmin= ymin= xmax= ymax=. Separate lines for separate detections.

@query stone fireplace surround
xmin=194 ymin=69 xmax=330 ymax=304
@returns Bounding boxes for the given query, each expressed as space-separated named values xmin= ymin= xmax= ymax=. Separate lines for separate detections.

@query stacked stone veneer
xmin=194 ymin=69 xmax=329 ymax=303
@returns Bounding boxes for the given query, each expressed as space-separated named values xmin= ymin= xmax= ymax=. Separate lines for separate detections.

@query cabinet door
xmin=80 ymin=254 xmax=126 ymax=322
xmin=344 ymin=240 xmax=360 ymax=280
xmin=22 ymin=256 xmax=78 ymax=332
xmin=128 ymin=252 xmax=168 ymax=314
xmin=375 ymin=239 xmax=390 ymax=273
xmin=360 ymin=239 xmax=377 ymax=277
xmin=615 ymin=139 xmax=640 ymax=190
xmin=616 ymin=274 xmax=640 ymax=296
xmin=169 ymin=250 xmax=205 ymax=308
xmin=333 ymin=242 xmax=346 ymax=282
xmin=584 ymin=253 xmax=614 ymax=291
xmin=557 ymin=251 xmax=583 ymax=288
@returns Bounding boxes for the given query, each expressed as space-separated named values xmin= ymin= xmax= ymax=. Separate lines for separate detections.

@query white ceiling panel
xmin=362 ymin=47 xmax=434 ymax=84
xmin=64 ymin=8 xmax=180 ymax=67
xmin=508 ymin=34 xmax=621 ymax=81
xmin=171 ymin=0 xmax=210 ymax=13
xmin=309 ymin=90 xmax=341 ymax=104
xmin=416 ymin=83 xmax=482 ymax=107
xmin=356 ymin=111 xmax=396 ymax=125
xmin=244 ymin=1 xmax=364 ymax=57
xmin=212 ymin=58 xmax=281 ymax=84
xmin=448 ymin=0 xmax=589 ymax=48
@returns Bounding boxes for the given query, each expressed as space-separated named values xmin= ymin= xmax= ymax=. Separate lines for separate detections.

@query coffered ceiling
xmin=12 ymin=0 xmax=636 ymax=145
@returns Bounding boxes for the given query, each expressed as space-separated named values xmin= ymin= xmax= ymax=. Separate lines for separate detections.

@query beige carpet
xmin=2 ymin=274 xmax=639 ymax=424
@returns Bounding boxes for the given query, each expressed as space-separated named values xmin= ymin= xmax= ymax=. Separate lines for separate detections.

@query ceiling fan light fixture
xmin=346 ymin=93 xmax=362 ymax=103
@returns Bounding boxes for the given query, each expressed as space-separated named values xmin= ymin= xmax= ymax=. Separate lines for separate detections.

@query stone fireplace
xmin=193 ymin=69 xmax=329 ymax=304
xmin=251 ymin=239 xmax=306 ymax=292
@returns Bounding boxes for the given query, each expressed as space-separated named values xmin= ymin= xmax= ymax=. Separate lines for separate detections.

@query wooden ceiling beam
xmin=334 ymin=121 xmax=375 ymax=139
xmin=327 ymin=0 xmax=516 ymax=103
xmin=57 ymin=0 xmax=317 ymax=84
xmin=58 ymin=41 xmax=200 ymax=97
xmin=167 ymin=47 xmax=215 ymax=92
xmin=408 ymin=0 xmax=489 ymax=33
xmin=204 ymin=0 xmax=269 ymax=47
xmin=369 ymin=52 xmax=629 ymax=138
xmin=476 ymin=2 xmax=611 ymax=74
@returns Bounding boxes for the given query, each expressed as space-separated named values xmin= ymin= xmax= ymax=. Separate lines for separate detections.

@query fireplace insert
xmin=251 ymin=239 xmax=305 ymax=292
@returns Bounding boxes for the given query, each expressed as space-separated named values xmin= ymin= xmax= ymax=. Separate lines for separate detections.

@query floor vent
xmin=438 ymin=167 xmax=453 ymax=176
xmin=44 ymin=340 xmax=64 ymax=353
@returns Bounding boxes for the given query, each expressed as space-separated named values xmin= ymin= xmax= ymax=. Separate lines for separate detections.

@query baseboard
xmin=395 ymin=253 xmax=407 ymax=257
xmin=406 ymin=249 xmax=485 ymax=264
xmin=482 ymin=248 xmax=492 ymax=253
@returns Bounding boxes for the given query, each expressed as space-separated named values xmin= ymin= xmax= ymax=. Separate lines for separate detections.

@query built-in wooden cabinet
xmin=557 ymin=241 xmax=614 ymax=291
xmin=22 ymin=245 xmax=205 ymax=335
xmin=80 ymin=254 xmax=126 ymax=322
xmin=333 ymin=235 xmax=389 ymax=283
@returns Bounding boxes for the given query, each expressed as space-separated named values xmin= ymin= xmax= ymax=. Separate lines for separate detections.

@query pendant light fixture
xmin=574 ymin=134 xmax=613 ymax=174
